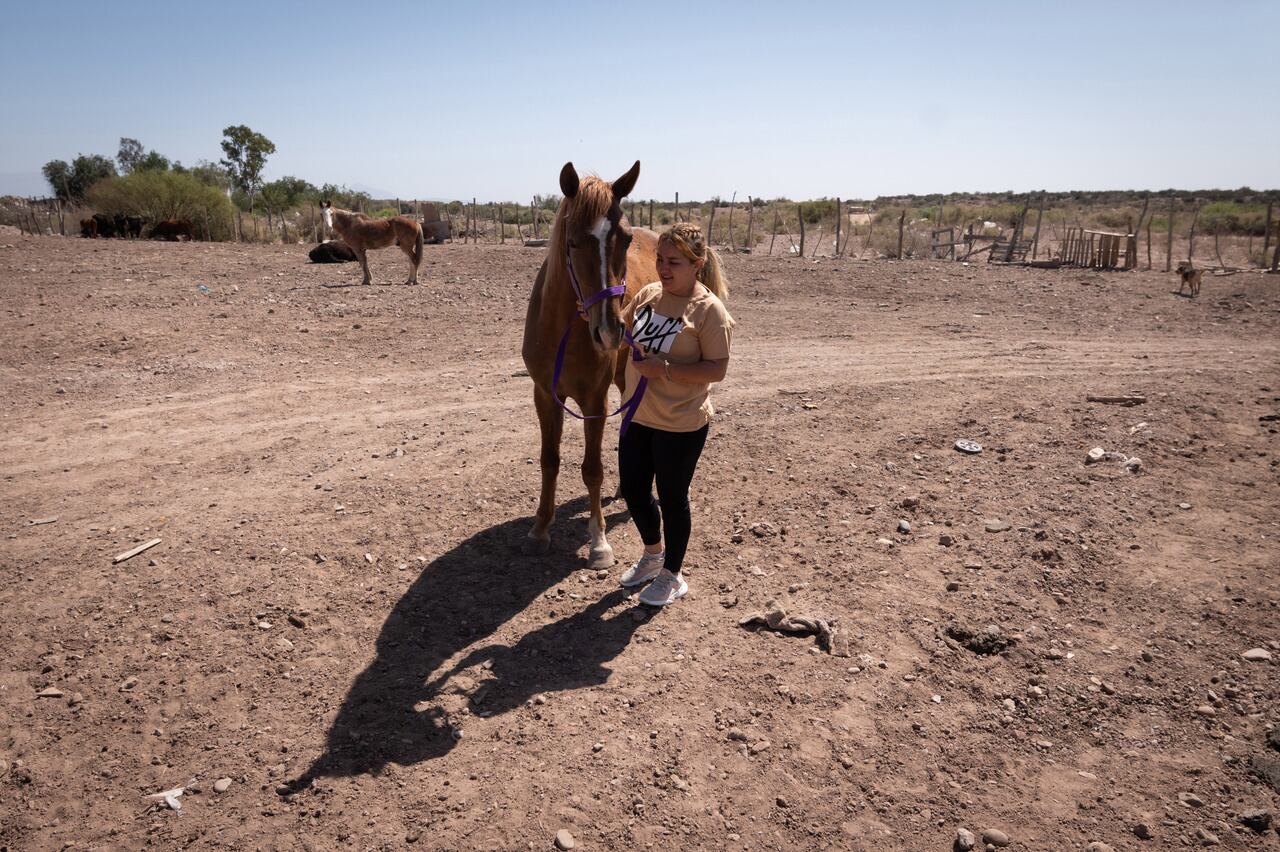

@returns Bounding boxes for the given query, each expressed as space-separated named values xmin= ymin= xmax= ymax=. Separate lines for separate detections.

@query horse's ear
xmin=320 ymin=200 xmax=330 ymax=209
xmin=559 ymin=162 xmax=579 ymax=198
xmin=611 ymin=160 xmax=640 ymax=200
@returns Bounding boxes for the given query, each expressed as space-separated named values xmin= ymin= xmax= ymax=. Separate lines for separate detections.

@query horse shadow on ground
xmin=286 ymin=496 xmax=642 ymax=791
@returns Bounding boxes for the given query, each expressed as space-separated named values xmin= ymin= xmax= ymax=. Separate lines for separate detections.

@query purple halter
xmin=551 ymin=244 xmax=647 ymax=434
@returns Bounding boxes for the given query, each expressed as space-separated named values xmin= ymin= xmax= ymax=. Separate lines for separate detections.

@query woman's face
xmin=655 ymin=239 xmax=702 ymax=295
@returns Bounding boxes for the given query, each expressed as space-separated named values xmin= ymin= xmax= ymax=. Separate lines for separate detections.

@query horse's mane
xmin=548 ymin=176 xmax=615 ymax=275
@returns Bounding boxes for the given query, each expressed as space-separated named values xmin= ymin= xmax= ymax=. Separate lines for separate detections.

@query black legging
xmin=618 ymin=422 xmax=709 ymax=576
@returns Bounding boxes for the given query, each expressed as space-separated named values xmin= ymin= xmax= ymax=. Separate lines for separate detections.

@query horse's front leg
xmin=525 ymin=386 xmax=563 ymax=554
xmin=581 ymin=401 xmax=615 ymax=569
xmin=356 ymin=247 xmax=373 ymax=285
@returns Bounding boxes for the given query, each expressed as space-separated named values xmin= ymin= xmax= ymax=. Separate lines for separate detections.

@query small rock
xmin=1178 ymin=502 xmax=1192 ymax=510
xmin=36 ymin=687 xmax=64 ymax=699
xmin=68 ymin=692 xmax=84 ymax=707
xmin=1085 ymin=844 xmax=1115 ymax=852
xmin=364 ymin=553 xmax=375 ymax=564
xmin=554 ymin=829 xmax=576 ymax=850
xmin=984 ymin=520 xmax=1011 ymax=533
xmin=775 ymin=796 xmax=789 ymax=808
xmin=1195 ymin=827 xmax=1219 ymax=846
xmin=901 ymin=497 xmax=920 ymax=509
xmin=120 ymin=677 xmax=138 ymax=692
xmin=287 ymin=614 xmax=306 ymax=628
xmin=213 ymin=777 xmax=232 ymax=793
xmin=1178 ymin=791 xmax=1205 ymax=807
xmin=1133 ymin=822 xmax=1153 ymax=840
xmin=748 ymin=739 xmax=771 ymax=755
xmin=981 ymin=828 xmax=1011 ymax=847
xmin=938 ymin=534 xmax=956 ymax=547
xmin=946 ymin=581 xmax=960 ymax=592
xmin=257 ymin=620 xmax=273 ymax=630
xmin=955 ymin=827 xmax=977 ymax=851
xmin=1195 ymin=705 xmax=1216 ymax=717
xmin=897 ymin=520 xmax=911 ymax=534
xmin=1125 ymin=456 xmax=1143 ymax=472
xmin=1242 ymin=647 xmax=1272 ymax=662
xmin=727 ymin=728 xmax=748 ymax=742
xmin=1238 ymin=809 xmax=1272 ymax=832
xmin=1086 ymin=447 xmax=1106 ymax=464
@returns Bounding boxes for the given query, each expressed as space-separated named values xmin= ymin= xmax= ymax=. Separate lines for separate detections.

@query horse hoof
xmin=521 ymin=536 xmax=551 ymax=556
xmin=587 ymin=545 xmax=615 ymax=569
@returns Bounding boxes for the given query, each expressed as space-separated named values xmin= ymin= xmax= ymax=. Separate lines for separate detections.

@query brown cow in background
xmin=80 ymin=218 xmax=98 ymax=238
xmin=149 ymin=219 xmax=195 ymax=241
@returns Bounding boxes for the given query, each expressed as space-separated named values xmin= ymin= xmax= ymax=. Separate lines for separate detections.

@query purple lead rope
xmin=550 ymin=248 xmax=648 ymax=434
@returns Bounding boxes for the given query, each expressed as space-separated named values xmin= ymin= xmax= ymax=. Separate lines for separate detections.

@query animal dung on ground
xmin=738 ymin=600 xmax=850 ymax=656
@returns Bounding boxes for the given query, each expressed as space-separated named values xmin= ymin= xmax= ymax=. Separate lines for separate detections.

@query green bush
xmin=88 ymin=170 xmax=236 ymax=239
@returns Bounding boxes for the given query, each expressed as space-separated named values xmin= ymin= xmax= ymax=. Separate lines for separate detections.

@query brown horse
xmin=521 ymin=161 xmax=659 ymax=566
xmin=320 ymin=201 xmax=424 ymax=285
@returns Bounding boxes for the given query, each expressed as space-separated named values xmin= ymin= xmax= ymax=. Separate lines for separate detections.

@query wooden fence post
xmin=834 ymin=197 xmax=841 ymax=258
xmin=499 ymin=204 xmax=505 ymax=244
xmin=1262 ymin=201 xmax=1273 ymax=268
xmin=896 ymin=209 xmax=906 ymax=259
xmin=745 ymin=198 xmax=754 ymax=253
xmin=1031 ymin=191 xmax=1046 ymax=259
xmin=727 ymin=192 xmax=736 ymax=250
xmin=768 ymin=206 xmax=778 ymax=256
xmin=1164 ymin=197 xmax=1175 ymax=272
xmin=648 ymin=199 xmax=653 ymax=229
xmin=706 ymin=206 xmax=717 ymax=247
xmin=798 ymin=205 xmax=805 ymax=257
xmin=1187 ymin=202 xmax=1200 ymax=264
xmin=674 ymin=192 xmax=679 ymax=223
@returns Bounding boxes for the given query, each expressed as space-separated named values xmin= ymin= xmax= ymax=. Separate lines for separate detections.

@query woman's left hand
xmin=632 ymin=355 xmax=666 ymax=380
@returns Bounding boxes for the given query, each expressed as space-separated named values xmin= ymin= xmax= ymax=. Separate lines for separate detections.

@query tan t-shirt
xmin=622 ymin=281 xmax=734 ymax=432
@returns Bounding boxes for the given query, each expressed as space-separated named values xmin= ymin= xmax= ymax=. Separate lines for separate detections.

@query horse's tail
xmin=412 ymin=223 xmax=424 ymax=268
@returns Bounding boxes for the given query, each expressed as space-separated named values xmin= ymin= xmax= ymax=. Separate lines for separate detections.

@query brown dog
xmin=1176 ymin=262 xmax=1202 ymax=298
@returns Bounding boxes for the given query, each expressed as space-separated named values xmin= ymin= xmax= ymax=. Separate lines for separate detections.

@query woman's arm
xmin=638 ymin=356 xmax=728 ymax=384
xmin=669 ymin=357 xmax=728 ymax=384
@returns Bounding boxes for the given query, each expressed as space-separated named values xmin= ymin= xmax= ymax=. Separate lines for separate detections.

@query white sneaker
xmin=639 ymin=569 xmax=688 ymax=606
xmin=619 ymin=551 xmax=665 ymax=588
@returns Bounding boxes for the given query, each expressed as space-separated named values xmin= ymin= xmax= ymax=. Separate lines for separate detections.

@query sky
xmin=2 ymin=0 xmax=1276 ymax=202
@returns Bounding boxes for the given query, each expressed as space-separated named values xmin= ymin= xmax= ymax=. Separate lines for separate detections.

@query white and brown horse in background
xmin=521 ymin=161 xmax=659 ymax=565
xmin=320 ymin=201 xmax=424 ymax=285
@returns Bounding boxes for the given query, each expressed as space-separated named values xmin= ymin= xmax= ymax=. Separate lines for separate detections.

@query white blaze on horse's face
xmin=322 ymin=206 xmax=333 ymax=229
xmin=587 ymin=215 xmax=622 ymax=351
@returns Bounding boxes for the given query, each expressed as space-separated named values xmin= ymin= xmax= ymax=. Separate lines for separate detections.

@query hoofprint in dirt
xmin=1 ymin=233 xmax=1277 ymax=851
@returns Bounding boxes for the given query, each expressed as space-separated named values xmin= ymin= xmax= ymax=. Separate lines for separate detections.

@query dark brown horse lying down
xmin=308 ymin=240 xmax=358 ymax=263
xmin=320 ymin=201 xmax=424 ymax=285
xmin=149 ymin=219 xmax=195 ymax=241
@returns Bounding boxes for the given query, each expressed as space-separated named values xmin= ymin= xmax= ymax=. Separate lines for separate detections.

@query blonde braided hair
xmin=658 ymin=222 xmax=728 ymax=300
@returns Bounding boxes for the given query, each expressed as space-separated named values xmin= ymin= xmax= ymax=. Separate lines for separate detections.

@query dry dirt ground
xmin=1 ymin=230 xmax=1278 ymax=852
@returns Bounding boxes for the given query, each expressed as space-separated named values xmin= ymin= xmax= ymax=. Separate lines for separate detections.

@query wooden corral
xmin=1061 ymin=227 xmax=1137 ymax=270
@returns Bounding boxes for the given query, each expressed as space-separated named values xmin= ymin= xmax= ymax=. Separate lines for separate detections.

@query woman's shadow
xmin=285 ymin=496 xmax=642 ymax=791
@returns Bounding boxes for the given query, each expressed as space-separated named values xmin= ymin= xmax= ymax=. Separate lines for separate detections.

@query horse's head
xmin=559 ymin=160 xmax=640 ymax=353
xmin=319 ymin=200 xmax=333 ymax=230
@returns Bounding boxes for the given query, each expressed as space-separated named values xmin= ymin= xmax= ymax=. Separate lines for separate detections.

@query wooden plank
xmin=1086 ymin=395 xmax=1147 ymax=406
xmin=113 ymin=538 xmax=162 ymax=564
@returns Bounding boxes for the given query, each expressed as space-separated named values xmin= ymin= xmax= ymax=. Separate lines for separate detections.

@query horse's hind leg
xmin=582 ymin=404 xmax=615 ymax=568
xmin=401 ymin=243 xmax=418 ymax=285
xmin=525 ymin=387 xmax=564 ymax=555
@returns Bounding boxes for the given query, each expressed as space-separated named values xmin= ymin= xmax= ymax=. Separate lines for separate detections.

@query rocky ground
xmin=1 ymin=229 xmax=1277 ymax=851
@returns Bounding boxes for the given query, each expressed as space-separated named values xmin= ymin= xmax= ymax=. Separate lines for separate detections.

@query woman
xmin=618 ymin=223 xmax=734 ymax=607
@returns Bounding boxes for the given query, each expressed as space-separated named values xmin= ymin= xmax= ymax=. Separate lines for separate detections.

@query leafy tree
xmin=42 ymin=160 xmax=73 ymax=202
xmin=89 ymin=170 xmax=236 ymax=240
xmin=43 ymin=154 xmax=117 ymax=201
xmin=117 ymin=138 xmax=145 ymax=173
xmin=189 ymin=160 xmax=232 ymax=191
xmin=134 ymin=150 xmax=171 ymax=172
xmin=219 ymin=125 xmax=275 ymax=210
